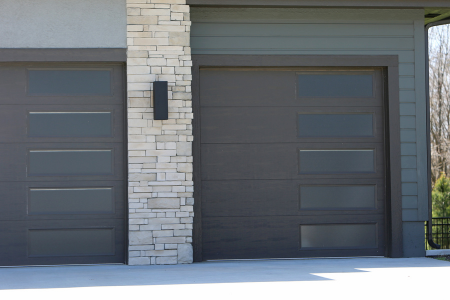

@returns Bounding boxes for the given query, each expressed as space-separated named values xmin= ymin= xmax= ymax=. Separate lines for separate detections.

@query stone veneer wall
xmin=126 ymin=0 xmax=193 ymax=265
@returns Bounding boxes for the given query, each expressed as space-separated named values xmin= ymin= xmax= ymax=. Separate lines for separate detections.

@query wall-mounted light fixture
xmin=153 ymin=81 xmax=168 ymax=120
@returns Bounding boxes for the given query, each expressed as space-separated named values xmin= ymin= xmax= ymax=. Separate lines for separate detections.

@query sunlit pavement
xmin=0 ymin=257 xmax=448 ymax=300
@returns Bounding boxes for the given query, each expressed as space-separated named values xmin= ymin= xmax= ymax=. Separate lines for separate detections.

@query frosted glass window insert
xmin=299 ymin=150 xmax=375 ymax=173
xmin=29 ymin=188 xmax=114 ymax=214
xmin=28 ymin=70 xmax=111 ymax=95
xmin=28 ymin=150 xmax=113 ymax=175
xmin=298 ymin=114 xmax=373 ymax=137
xmin=300 ymin=185 xmax=376 ymax=209
xmin=297 ymin=74 xmax=373 ymax=98
xmin=28 ymin=112 xmax=112 ymax=137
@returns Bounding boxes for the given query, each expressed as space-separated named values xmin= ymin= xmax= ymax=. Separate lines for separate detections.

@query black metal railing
xmin=426 ymin=217 xmax=450 ymax=250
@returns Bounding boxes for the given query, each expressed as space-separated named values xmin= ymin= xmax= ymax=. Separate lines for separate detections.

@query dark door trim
xmin=192 ymin=54 xmax=403 ymax=261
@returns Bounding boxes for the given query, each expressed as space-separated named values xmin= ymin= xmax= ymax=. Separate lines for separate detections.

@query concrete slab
xmin=0 ymin=258 xmax=449 ymax=300
xmin=426 ymin=249 xmax=450 ymax=256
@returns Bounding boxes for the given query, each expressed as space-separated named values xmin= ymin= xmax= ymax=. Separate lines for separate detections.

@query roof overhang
xmin=187 ymin=0 xmax=450 ymax=7
xmin=187 ymin=1 xmax=450 ymax=25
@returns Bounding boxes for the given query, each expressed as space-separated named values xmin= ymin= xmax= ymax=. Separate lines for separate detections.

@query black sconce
xmin=153 ymin=81 xmax=168 ymax=120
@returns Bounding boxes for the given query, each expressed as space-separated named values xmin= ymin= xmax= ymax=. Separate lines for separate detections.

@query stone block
xmin=177 ymin=163 xmax=192 ymax=173
xmin=171 ymin=13 xmax=184 ymax=21
xmin=155 ymin=257 xmax=178 ymax=265
xmin=145 ymin=250 xmax=177 ymax=256
xmin=169 ymin=32 xmax=190 ymax=46
xmin=141 ymin=9 xmax=170 ymax=16
xmin=153 ymin=230 xmax=174 ymax=237
xmin=128 ymin=16 xmax=158 ymax=25
xmin=165 ymin=244 xmax=178 ymax=250
xmin=129 ymin=82 xmax=152 ymax=91
xmin=128 ymin=66 xmax=150 ymax=74
xmin=148 ymin=198 xmax=180 ymax=208
xmin=134 ymin=38 xmax=169 ymax=46
xmin=129 ymin=231 xmax=153 ymax=245
xmin=129 ymin=174 xmax=157 ymax=181
xmin=178 ymin=244 xmax=193 ymax=264
xmin=129 ymin=257 xmax=150 ymax=265
xmin=162 ymin=224 xmax=186 ymax=230
xmin=139 ymin=224 xmax=162 ymax=231
xmin=129 ymin=219 xmax=148 ymax=225
xmin=176 ymin=142 xmax=192 ymax=156
xmin=174 ymin=229 xmax=191 ymax=237
xmin=127 ymin=25 xmax=144 ymax=32
xmin=172 ymin=5 xmax=189 ymax=13
xmin=155 ymin=237 xmax=186 ymax=244
xmin=166 ymin=173 xmax=185 ymax=181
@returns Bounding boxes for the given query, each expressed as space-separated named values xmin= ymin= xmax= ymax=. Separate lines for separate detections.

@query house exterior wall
xmin=0 ymin=0 xmax=432 ymax=265
xmin=0 ymin=0 xmax=127 ymax=48
xmin=190 ymin=7 xmax=427 ymax=257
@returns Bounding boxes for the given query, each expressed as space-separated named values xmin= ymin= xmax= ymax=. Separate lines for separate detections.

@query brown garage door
xmin=198 ymin=67 xmax=386 ymax=259
xmin=0 ymin=63 xmax=126 ymax=266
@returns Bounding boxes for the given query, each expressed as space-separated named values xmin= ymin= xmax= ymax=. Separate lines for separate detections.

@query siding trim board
xmin=192 ymin=55 xmax=403 ymax=260
xmin=0 ymin=49 xmax=127 ymax=62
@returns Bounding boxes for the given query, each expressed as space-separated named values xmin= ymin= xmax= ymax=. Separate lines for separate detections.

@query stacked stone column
xmin=126 ymin=0 xmax=193 ymax=265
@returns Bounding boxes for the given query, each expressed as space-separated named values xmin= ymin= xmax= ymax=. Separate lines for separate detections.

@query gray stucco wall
xmin=0 ymin=0 xmax=126 ymax=48
xmin=191 ymin=7 xmax=427 ymax=257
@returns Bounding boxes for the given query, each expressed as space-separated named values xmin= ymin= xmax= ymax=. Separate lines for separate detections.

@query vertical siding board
xmin=414 ymin=19 xmax=428 ymax=221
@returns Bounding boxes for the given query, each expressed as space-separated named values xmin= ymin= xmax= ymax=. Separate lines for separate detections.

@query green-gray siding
xmin=191 ymin=7 xmax=428 ymax=256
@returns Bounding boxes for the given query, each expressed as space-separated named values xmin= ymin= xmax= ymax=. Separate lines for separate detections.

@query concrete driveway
xmin=0 ymin=257 xmax=449 ymax=300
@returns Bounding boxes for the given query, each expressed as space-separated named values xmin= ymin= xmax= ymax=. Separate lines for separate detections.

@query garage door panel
xmin=0 ymin=181 xmax=125 ymax=221
xmin=0 ymin=143 xmax=124 ymax=181
xmin=202 ymin=216 xmax=384 ymax=259
xmin=201 ymin=106 xmax=383 ymax=144
xmin=202 ymin=179 xmax=385 ymax=217
xmin=200 ymin=69 xmax=382 ymax=108
xmin=202 ymin=216 xmax=298 ymax=259
xmin=201 ymin=143 xmax=296 ymax=180
xmin=0 ymin=219 xmax=125 ymax=266
xmin=0 ymin=95 xmax=124 ymax=106
xmin=201 ymin=143 xmax=384 ymax=180
xmin=0 ymin=105 xmax=124 ymax=143
xmin=0 ymin=64 xmax=124 ymax=105
xmin=200 ymin=70 xmax=295 ymax=107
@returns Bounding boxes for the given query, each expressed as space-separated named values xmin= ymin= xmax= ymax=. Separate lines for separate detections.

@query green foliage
xmin=432 ymin=173 xmax=450 ymax=217
xmin=434 ymin=256 xmax=450 ymax=262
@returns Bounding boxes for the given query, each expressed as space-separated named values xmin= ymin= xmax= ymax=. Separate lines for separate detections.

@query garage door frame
xmin=192 ymin=54 xmax=402 ymax=261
